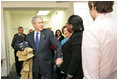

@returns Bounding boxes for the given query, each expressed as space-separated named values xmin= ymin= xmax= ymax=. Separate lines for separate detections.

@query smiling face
xmin=57 ymin=30 xmax=61 ymax=37
xmin=32 ymin=18 xmax=44 ymax=32
xmin=63 ymin=27 xmax=71 ymax=38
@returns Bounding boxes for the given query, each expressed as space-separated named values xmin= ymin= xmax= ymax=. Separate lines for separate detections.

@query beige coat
xmin=17 ymin=47 xmax=34 ymax=79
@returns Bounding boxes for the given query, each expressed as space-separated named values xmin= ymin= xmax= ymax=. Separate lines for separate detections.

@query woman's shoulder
xmin=61 ymin=38 xmax=67 ymax=43
xmin=69 ymin=32 xmax=83 ymax=42
xmin=71 ymin=32 xmax=82 ymax=38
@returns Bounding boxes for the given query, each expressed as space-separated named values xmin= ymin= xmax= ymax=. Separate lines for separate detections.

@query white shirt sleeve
xmin=82 ymin=28 xmax=100 ymax=79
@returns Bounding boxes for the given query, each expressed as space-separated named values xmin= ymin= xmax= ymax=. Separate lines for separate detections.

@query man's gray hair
xmin=32 ymin=16 xmax=43 ymax=24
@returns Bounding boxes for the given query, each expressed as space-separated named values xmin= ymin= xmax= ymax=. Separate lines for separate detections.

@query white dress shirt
xmin=82 ymin=13 xmax=117 ymax=79
xmin=34 ymin=30 xmax=41 ymax=42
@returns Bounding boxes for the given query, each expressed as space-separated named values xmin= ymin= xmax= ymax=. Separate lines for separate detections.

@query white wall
xmin=44 ymin=2 xmax=74 ymax=34
xmin=74 ymin=2 xmax=93 ymax=29
xmin=45 ymin=11 xmax=66 ymax=33
xmin=111 ymin=1 xmax=117 ymax=20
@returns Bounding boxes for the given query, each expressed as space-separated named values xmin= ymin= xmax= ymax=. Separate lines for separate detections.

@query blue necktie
xmin=35 ymin=32 xmax=39 ymax=50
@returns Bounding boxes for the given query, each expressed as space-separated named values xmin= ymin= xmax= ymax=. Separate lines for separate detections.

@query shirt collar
xmin=18 ymin=33 xmax=23 ymax=36
xmin=95 ymin=13 xmax=111 ymax=22
xmin=34 ymin=30 xmax=40 ymax=35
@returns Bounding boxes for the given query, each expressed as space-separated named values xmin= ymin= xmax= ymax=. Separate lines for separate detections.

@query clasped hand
xmin=55 ymin=58 xmax=63 ymax=65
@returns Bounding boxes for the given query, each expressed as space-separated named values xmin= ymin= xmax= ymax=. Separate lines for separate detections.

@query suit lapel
xmin=39 ymin=30 xmax=45 ymax=50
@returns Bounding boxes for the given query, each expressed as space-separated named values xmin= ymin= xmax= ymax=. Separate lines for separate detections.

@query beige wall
xmin=10 ymin=14 xmax=34 ymax=34
xmin=1 ymin=6 xmax=9 ymax=77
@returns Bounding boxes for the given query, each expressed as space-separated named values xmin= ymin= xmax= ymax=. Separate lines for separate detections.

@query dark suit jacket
xmin=58 ymin=36 xmax=64 ymax=42
xmin=26 ymin=29 xmax=61 ymax=74
xmin=60 ymin=31 xmax=83 ymax=79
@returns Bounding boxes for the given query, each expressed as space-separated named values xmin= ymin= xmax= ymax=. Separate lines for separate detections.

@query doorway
xmin=1 ymin=1 xmax=74 ymax=78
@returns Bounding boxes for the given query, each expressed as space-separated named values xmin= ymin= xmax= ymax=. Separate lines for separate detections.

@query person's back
xmin=99 ymin=14 xmax=116 ymax=79
xmin=82 ymin=1 xmax=117 ymax=79
xmin=86 ymin=13 xmax=117 ymax=78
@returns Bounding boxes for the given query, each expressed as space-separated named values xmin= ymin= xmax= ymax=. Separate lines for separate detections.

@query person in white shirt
xmin=82 ymin=1 xmax=117 ymax=79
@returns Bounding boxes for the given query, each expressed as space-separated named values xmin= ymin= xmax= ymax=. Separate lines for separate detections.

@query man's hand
xmin=66 ymin=74 xmax=73 ymax=79
xmin=55 ymin=58 xmax=63 ymax=65
xmin=66 ymin=76 xmax=72 ymax=79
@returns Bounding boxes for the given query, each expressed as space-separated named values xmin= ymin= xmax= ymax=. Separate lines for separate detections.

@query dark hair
xmin=67 ymin=15 xmax=84 ymax=32
xmin=62 ymin=25 xmax=67 ymax=34
xmin=88 ymin=1 xmax=114 ymax=13
xmin=18 ymin=26 xmax=23 ymax=30
xmin=55 ymin=29 xmax=62 ymax=37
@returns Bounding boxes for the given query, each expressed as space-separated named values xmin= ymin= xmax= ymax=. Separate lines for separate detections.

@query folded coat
xmin=17 ymin=47 xmax=34 ymax=79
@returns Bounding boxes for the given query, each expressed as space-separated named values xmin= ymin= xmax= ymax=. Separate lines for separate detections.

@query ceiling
xmin=4 ymin=8 xmax=66 ymax=16
xmin=3 ymin=1 xmax=72 ymax=15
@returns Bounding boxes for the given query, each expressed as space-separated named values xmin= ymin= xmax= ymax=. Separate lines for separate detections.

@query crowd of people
xmin=11 ymin=1 xmax=117 ymax=79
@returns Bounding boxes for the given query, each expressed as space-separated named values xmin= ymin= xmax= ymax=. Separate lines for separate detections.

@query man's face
xmin=33 ymin=18 xmax=44 ymax=31
xmin=18 ymin=28 xmax=23 ymax=35
xmin=89 ymin=3 xmax=96 ymax=20
xmin=89 ymin=9 xmax=95 ymax=20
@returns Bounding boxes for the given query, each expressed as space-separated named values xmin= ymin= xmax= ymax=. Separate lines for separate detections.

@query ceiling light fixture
xmin=37 ymin=11 xmax=50 ymax=15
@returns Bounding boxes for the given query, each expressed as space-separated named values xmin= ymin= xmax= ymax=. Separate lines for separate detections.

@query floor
xmin=1 ymin=71 xmax=62 ymax=79
xmin=1 ymin=72 xmax=20 ymax=79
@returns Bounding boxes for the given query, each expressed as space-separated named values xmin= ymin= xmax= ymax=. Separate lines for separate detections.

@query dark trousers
xmin=56 ymin=67 xmax=65 ymax=79
xmin=33 ymin=72 xmax=52 ymax=79
xmin=14 ymin=50 xmax=23 ymax=76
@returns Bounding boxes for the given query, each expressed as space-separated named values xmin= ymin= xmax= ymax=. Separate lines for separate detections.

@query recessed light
xmin=37 ymin=11 xmax=50 ymax=15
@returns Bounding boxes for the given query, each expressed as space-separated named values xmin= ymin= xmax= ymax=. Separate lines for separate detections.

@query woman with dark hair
xmin=60 ymin=15 xmax=84 ymax=79
xmin=55 ymin=29 xmax=64 ymax=42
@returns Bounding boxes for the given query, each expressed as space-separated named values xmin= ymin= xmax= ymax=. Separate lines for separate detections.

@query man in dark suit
xmin=26 ymin=16 xmax=63 ymax=79
xmin=11 ymin=26 xmax=26 ymax=76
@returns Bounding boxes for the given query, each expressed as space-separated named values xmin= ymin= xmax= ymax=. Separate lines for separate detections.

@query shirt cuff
xmin=67 ymin=74 xmax=73 ymax=78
